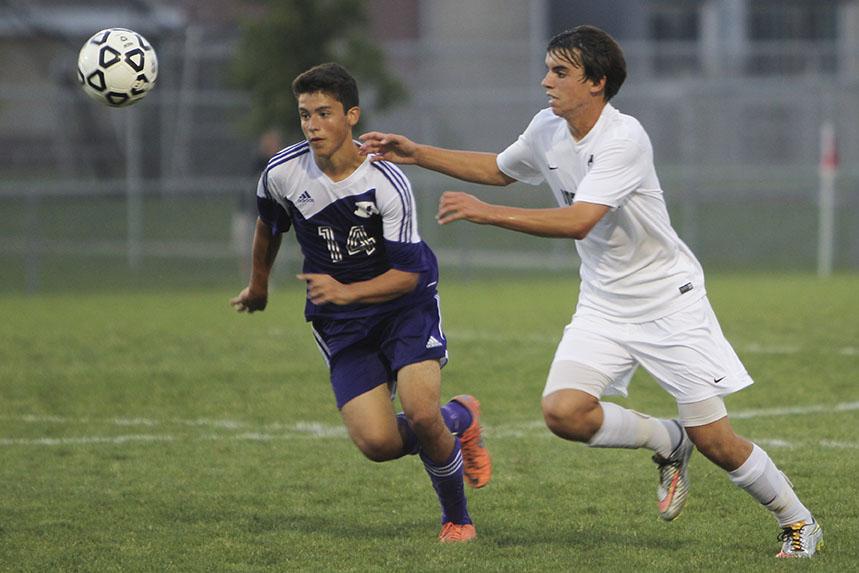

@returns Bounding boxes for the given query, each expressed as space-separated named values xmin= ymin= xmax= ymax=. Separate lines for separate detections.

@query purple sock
xmin=441 ymin=400 xmax=473 ymax=436
xmin=421 ymin=438 xmax=471 ymax=525
xmin=396 ymin=413 xmax=420 ymax=456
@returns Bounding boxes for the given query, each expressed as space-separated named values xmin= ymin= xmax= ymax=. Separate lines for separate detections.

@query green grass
xmin=1 ymin=274 xmax=857 ymax=571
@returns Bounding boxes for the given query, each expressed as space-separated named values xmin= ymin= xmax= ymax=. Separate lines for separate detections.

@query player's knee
xmin=542 ymin=361 xmax=609 ymax=441
xmin=352 ymin=433 xmax=400 ymax=462
xmin=402 ymin=407 xmax=443 ymax=440
xmin=678 ymin=396 xmax=749 ymax=467
xmin=684 ymin=411 xmax=753 ymax=471
xmin=541 ymin=391 xmax=599 ymax=442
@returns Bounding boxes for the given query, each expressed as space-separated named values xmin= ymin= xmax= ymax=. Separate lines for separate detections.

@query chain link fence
xmin=1 ymin=33 xmax=857 ymax=293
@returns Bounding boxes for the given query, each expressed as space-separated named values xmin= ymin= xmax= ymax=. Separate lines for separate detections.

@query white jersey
xmin=497 ymin=104 xmax=705 ymax=321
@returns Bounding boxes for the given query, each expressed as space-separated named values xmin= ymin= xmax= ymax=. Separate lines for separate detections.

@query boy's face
xmin=541 ymin=50 xmax=605 ymax=119
xmin=297 ymin=91 xmax=360 ymax=158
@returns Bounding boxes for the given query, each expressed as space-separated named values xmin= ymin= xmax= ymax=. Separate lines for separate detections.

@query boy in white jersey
xmin=360 ymin=27 xmax=822 ymax=557
xmin=231 ymin=63 xmax=491 ymax=543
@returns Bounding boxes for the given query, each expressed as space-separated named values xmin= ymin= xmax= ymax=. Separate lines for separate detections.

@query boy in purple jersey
xmin=230 ymin=63 xmax=491 ymax=543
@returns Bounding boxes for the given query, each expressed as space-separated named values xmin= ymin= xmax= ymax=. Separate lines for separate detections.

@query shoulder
xmin=264 ymin=141 xmax=311 ymax=177
xmin=258 ymin=141 xmax=312 ymax=199
xmin=370 ymin=160 xmax=413 ymax=191
xmin=510 ymin=108 xmax=565 ymax=157
xmin=525 ymin=108 xmax=565 ymax=135
xmin=601 ymin=106 xmax=650 ymax=152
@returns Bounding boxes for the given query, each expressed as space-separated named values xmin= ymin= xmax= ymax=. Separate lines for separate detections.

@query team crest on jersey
xmin=561 ymin=190 xmax=576 ymax=206
xmin=353 ymin=201 xmax=380 ymax=218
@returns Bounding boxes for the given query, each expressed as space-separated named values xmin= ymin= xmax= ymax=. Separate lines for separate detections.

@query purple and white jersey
xmin=256 ymin=141 xmax=439 ymax=320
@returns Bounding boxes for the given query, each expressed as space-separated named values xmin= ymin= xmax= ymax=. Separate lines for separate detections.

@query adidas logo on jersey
xmin=425 ymin=336 xmax=443 ymax=349
xmin=297 ymin=190 xmax=314 ymax=205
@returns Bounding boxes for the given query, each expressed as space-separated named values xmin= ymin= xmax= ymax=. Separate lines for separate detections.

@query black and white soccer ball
xmin=77 ymin=28 xmax=158 ymax=107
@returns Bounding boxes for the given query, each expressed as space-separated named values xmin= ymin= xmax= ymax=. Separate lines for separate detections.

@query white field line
xmin=1 ymin=400 xmax=857 ymax=448
xmin=0 ymin=435 xmax=175 ymax=446
xmin=730 ymin=401 xmax=859 ymax=419
xmin=446 ymin=329 xmax=859 ymax=357
xmin=1 ymin=432 xmax=855 ymax=450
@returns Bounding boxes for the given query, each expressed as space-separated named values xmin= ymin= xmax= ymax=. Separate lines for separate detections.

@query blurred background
xmin=1 ymin=0 xmax=857 ymax=294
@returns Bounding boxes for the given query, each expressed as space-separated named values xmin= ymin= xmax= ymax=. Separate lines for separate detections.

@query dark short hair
xmin=291 ymin=62 xmax=359 ymax=111
xmin=547 ymin=25 xmax=627 ymax=101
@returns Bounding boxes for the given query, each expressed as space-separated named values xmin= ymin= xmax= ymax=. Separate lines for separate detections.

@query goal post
xmin=817 ymin=121 xmax=838 ymax=278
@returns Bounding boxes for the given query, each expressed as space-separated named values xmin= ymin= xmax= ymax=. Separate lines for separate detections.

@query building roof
xmin=0 ymin=0 xmax=186 ymax=38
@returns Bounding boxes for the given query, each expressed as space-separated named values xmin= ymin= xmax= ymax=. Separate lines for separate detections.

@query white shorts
xmin=545 ymin=296 xmax=753 ymax=405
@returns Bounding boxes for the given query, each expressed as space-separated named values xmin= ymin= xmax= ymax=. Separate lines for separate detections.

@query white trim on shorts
xmin=310 ymin=324 xmax=331 ymax=367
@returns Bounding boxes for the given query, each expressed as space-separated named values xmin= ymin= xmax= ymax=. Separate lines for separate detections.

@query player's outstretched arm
xmin=358 ymin=131 xmax=419 ymax=164
xmin=230 ymin=218 xmax=282 ymax=313
xmin=360 ymin=131 xmax=516 ymax=187
xmin=437 ymin=191 xmax=610 ymax=240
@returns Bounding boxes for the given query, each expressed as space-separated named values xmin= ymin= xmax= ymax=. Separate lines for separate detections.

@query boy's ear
xmin=590 ymin=76 xmax=607 ymax=96
xmin=346 ymin=106 xmax=361 ymax=127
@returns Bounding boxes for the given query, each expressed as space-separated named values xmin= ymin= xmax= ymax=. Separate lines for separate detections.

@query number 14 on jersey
xmin=318 ymin=225 xmax=377 ymax=262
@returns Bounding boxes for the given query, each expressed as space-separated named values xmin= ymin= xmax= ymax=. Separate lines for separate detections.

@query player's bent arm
xmin=343 ymin=268 xmax=419 ymax=304
xmin=414 ymin=145 xmax=516 ymax=186
xmin=487 ymin=201 xmax=609 ymax=239
xmin=249 ymin=218 xmax=282 ymax=289
xmin=438 ymin=191 xmax=609 ymax=240
xmin=231 ymin=218 xmax=282 ymax=312
xmin=298 ymin=269 xmax=419 ymax=306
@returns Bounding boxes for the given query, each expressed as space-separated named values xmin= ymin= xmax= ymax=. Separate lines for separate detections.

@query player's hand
xmin=298 ymin=273 xmax=354 ymax=305
xmin=437 ymin=191 xmax=492 ymax=225
xmin=230 ymin=286 xmax=268 ymax=313
xmin=358 ymin=131 xmax=418 ymax=164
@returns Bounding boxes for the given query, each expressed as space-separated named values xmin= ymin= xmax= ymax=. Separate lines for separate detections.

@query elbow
xmin=397 ymin=271 xmax=420 ymax=295
xmin=404 ymin=273 xmax=420 ymax=293
xmin=482 ymin=165 xmax=515 ymax=186
xmin=566 ymin=222 xmax=594 ymax=240
xmin=493 ymin=172 xmax=517 ymax=187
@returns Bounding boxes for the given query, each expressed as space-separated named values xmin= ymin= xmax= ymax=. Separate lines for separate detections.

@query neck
xmin=314 ymin=140 xmax=363 ymax=181
xmin=566 ymin=100 xmax=607 ymax=142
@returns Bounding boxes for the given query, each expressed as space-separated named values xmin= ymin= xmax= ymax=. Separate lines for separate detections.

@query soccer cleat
xmin=452 ymin=394 xmax=492 ymax=488
xmin=652 ymin=421 xmax=694 ymax=521
xmin=776 ymin=520 xmax=824 ymax=558
xmin=438 ymin=521 xmax=477 ymax=543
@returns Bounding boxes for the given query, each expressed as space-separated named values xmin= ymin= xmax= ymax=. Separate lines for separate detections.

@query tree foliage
xmin=232 ymin=0 xmax=408 ymax=140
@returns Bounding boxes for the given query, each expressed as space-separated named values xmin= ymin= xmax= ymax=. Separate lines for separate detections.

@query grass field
xmin=1 ymin=273 xmax=857 ymax=571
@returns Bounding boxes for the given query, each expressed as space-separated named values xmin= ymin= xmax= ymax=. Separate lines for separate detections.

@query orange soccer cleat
xmin=438 ymin=521 xmax=477 ymax=543
xmin=451 ymin=395 xmax=492 ymax=488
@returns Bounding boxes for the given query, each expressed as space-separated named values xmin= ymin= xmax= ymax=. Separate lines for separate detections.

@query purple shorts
xmin=310 ymin=295 xmax=448 ymax=409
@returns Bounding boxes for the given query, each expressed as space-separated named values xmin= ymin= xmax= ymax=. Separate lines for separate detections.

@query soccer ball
xmin=77 ymin=28 xmax=158 ymax=107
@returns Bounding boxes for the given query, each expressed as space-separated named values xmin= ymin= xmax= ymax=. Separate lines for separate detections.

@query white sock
xmin=728 ymin=444 xmax=813 ymax=526
xmin=588 ymin=401 xmax=677 ymax=458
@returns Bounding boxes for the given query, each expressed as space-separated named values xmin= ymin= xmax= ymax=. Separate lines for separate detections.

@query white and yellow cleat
xmin=776 ymin=520 xmax=824 ymax=558
xmin=653 ymin=423 xmax=694 ymax=521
